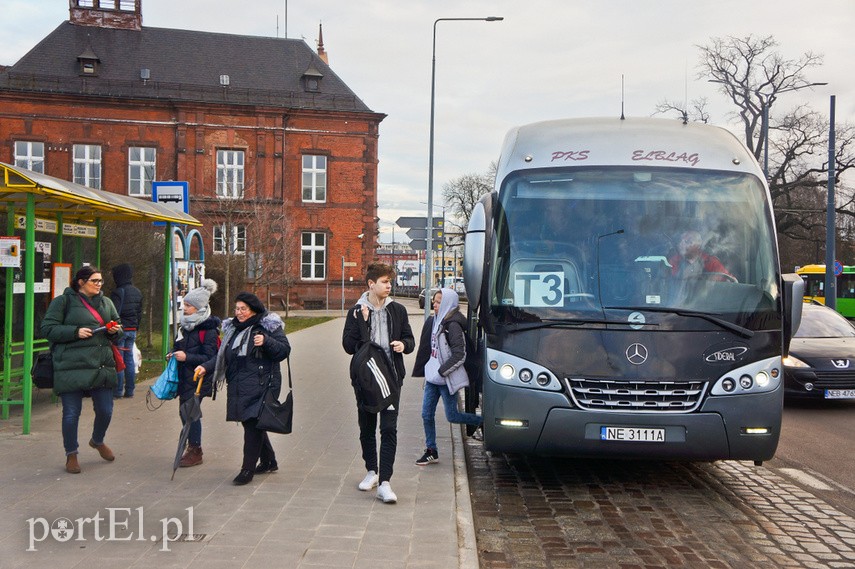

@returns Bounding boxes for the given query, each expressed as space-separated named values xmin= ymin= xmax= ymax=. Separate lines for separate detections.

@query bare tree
xmin=441 ymin=161 xmax=497 ymax=233
xmin=657 ymin=35 xmax=855 ymax=268
xmin=245 ymin=198 xmax=298 ymax=316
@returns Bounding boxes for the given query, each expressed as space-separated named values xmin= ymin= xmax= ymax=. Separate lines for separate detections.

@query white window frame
xmin=301 ymin=155 xmax=327 ymax=202
xmin=73 ymin=144 xmax=102 ymax=189
xmin=128 ymin=147 xmax=156 ymax=196
xmin=14 ymin=141 xmax=45 ymax=173
xmin=217 ymin=150 xmax=245 ymax=198
xmin=213 ymin=224 xmax=246 ymax=255
xmin=301 ymin=232 xmax=326 ymax=280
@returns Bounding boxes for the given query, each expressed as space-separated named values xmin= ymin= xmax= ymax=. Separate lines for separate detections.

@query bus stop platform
xmin=0 ymin=311 xmax=479 ymax=569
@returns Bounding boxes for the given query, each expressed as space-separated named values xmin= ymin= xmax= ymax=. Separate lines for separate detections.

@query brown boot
xmin=89 ymin=439 xmax=115 ymax=461
xmin=179 ymin=445 xmax=203 ymax=467
xmin=66 ymin=453 xmax=81 ymax=474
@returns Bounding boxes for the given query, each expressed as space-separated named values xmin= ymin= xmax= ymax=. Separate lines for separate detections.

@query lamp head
xmin=357 ymin=233 xmax=365 ymax=239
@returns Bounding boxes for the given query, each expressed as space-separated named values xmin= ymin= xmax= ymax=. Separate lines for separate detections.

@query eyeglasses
xmin=234 ymin=306 xmax=251 ymax=313
xmin=88 ymin=279 xmax=104 ymax=285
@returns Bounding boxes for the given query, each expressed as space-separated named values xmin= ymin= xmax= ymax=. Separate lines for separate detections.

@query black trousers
xmin=241 ymin=418 xmax=275 ymax=471
xmin=357 ymin=406 xmax=398 ymax=483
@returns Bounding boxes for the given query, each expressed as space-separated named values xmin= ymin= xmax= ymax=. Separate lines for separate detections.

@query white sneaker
xmin=358 ymin=470 xmax=379 ymax=491
xmin=377 ymin=481 xmax=397 ymax=504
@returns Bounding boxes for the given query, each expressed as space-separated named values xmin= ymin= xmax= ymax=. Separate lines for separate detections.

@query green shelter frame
xmin=1 ymin=162 xmax=201 ymax=434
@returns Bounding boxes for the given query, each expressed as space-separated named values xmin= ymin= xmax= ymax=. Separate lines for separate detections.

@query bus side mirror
xmin=464 ymin=202 xmax=486 ymax=312
xmin=782 ymin=273 xmax=805 ymax=354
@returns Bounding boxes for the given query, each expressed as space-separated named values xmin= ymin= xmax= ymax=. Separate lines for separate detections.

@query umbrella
xmin=172 ymin=370 xmax=203 ymax=480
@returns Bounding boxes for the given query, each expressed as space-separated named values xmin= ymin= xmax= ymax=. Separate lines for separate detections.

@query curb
xmin=452 ymin=421 xmax=480 ymax=569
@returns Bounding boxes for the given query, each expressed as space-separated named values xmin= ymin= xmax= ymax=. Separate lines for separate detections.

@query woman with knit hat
xmin=170 ymin=278 xmax=221 ymax=468
xmin=196 ymin=291 xmax=291 ymax=485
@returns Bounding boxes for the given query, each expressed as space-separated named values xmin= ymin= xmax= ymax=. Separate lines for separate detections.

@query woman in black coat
xmin=197 ymin=292 xmax=290 ymax=486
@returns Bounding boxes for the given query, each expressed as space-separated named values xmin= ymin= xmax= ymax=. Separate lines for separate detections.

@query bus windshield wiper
xmin=504 ymin=318 xmax=612 ymax=332
xmin=605 ymin=306 xmax=754 ymax=338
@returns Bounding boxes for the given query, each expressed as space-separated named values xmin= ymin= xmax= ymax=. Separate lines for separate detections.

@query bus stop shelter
xmin=1 ymin=162 xmax=201 ymax=434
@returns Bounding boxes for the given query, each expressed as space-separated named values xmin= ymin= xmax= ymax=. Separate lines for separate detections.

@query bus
xmin=463 ymin=117 xmax=804 ymax=463
xmin=796 ymin=264 xmax=855 ymax=318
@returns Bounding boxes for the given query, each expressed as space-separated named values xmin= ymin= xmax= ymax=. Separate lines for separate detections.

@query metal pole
xmin=341 ymin=255 xmax=345 ymax=315
xmin=440 ymin=208 xmax=446 ymax=288
xmin=762 ymin=98 xmax=769 ymax=179
xmin=825 ymin=95 xmax=837 ymax=310
xmin=426 ymin=16 xmax=502 ymax=320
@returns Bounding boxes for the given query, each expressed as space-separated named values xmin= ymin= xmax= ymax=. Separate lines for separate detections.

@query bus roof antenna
xmin=620 ymin=74 xmax=625 ymax=120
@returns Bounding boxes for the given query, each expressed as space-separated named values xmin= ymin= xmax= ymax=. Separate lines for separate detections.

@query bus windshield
xmin=489 ymin=167 xmax=779 ymax=329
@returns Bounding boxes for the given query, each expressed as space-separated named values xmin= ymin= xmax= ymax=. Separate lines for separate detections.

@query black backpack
xmin=349 ymin=341 xmax=400 ymax=413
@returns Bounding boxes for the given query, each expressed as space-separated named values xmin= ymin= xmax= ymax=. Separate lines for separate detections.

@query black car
xmin=784 ymin=302 xmax=855 ymax=400
xmin=418 ymin=288 xmax=439 ymax=310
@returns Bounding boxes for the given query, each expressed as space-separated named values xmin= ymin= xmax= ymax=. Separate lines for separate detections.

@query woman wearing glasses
xmin=196 ymin=292 xmax=290 ymax=486
xmin=41 ymin=265 xmax=123 ymax=474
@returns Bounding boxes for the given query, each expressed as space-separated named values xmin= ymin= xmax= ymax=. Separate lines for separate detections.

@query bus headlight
xmin=710 ymin=356 xmax=780 ymax=396
xmin=500 ymin=364 xmax=516 ymax=380
xmin=519 ymin=369 xmax=533 ymax=383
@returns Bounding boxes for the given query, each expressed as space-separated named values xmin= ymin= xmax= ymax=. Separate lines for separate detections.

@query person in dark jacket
xmin=41 ymin=265 xmax=123 ymax=474
xmin=110 ymin=263 xmax=143 ymax=398
xmin=342 ymin=263 xmax=415 ymax=504
xmin=412 ymin=288 xmax=482 ymax=466
xmin=196 ymin=292 xmax=290 ymax=486
xmin=171 ymin=279 xmax=220 ymax=468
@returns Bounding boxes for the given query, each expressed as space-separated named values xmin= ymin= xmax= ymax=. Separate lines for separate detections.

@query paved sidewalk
xmin=0 ymin=312 xmax=478 ymax=569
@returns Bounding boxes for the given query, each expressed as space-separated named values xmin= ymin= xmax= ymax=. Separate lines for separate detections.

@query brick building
xmin=0 ymin=0 xmax=384 ymax=307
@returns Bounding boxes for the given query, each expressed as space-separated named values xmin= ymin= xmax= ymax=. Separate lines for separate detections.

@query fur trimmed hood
xmin=221 ymin=311 xmax=284 ymax=336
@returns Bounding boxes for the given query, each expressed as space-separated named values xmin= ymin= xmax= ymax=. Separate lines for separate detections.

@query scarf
xmin=176 ymin=305 xmax=211 ymax=341
xmin=212 ymin=311 xmax=264 ymax=389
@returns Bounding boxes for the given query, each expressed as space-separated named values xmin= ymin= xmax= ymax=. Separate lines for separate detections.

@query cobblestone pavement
xmin=465 ymin=439 xmax=855 ymax=569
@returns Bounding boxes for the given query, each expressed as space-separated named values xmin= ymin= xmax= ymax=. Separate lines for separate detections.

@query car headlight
xmin=782 ymin=355 xmax=810 ymax=368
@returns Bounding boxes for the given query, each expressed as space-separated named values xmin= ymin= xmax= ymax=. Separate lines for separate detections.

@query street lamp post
xmin=426 ymin=15 xmax=502 ymax=319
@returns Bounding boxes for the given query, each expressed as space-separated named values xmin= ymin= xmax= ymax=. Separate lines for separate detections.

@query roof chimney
xmin=316 ymin=22 xmax=328 ymax=65
xmin=69 ymin=0 xmax=142 ymax=31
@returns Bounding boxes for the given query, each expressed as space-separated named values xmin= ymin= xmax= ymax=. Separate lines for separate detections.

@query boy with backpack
xmin=342 ymin=263 xmax=415 ymax=504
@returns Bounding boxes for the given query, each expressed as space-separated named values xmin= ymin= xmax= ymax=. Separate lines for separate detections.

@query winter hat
xmin=235 ymin=291 xmax=265 ymax=314
xmin=183 ymin=279 xmax=218 ymax=310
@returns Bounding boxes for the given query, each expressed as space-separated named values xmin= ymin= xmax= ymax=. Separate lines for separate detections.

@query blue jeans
xmin=61 ymin=387 xmax=114 ymax=455
xmin=421 ymin=382 xmax=482 ymax=451
xmin=114 ymin=331 xmax=137 ymax=397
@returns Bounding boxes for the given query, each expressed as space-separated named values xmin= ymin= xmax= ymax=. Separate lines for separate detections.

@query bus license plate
xmin=825 ymin=389 xmax=855 ymax=399
xmin=600 ymin=426 xmax=665 ymax=442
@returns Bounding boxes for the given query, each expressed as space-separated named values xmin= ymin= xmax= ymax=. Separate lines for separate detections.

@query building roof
xmin=0 ymin=21 xmax=374 ymax=113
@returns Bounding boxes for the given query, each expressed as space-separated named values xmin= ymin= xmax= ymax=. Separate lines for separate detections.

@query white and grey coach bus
xmin=463 ymin=117 xmax=804 ymax=464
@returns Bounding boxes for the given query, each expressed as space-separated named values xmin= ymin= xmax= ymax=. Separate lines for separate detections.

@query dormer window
xmin=77 ymin=46 xmax=100 ymax=76
xmin=302 ymin=64 xmax=323 ymax=92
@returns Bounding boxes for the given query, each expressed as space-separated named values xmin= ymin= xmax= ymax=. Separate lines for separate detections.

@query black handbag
xmin=257 ymin=358 xmax=293 ymax=434
xmin=31 ymin=352 xmax=54 ymax=389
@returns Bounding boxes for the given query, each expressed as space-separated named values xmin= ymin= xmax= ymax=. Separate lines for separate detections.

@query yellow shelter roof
xmin=0 ymin=162 xmax=201 ymax=226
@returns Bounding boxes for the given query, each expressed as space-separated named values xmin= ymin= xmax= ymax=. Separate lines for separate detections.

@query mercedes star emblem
xmin=626 ymin=343 xmax=649 ymax=365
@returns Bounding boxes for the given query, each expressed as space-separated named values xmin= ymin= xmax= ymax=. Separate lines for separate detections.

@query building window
xmin=213 ymin=224 xmax=246 ymax=254
xmin=302 ymin=155 xmax=327 ymax=202
xmin=14 ymin=141 xmax=44 ymax=173
xmin=73 ymin=144 xmax=101 ymax=189
xmin=128 ymin=147 xmax=156 ymax=196
xmin=301 ymin=232 xmax=326 ymax=279
xmin=217 ymin=150 xmax=244 ymax=198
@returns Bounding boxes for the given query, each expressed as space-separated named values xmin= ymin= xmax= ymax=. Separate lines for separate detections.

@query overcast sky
xmin=5 ymin=1 xmax=854 ymax=243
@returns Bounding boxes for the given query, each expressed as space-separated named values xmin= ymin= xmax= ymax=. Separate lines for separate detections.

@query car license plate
xmin=824 ymin=389 xmax=855 ymax=399
xmin=600 ymin=426 xmax=665 ymax=442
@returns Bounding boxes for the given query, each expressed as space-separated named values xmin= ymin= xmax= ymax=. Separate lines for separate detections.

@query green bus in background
xmin=797 ymin=264 xmax=855 ymax=318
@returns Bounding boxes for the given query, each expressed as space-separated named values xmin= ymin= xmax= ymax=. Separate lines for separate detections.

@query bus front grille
xmin=565 ymin=378 xmax=708 ymax=413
